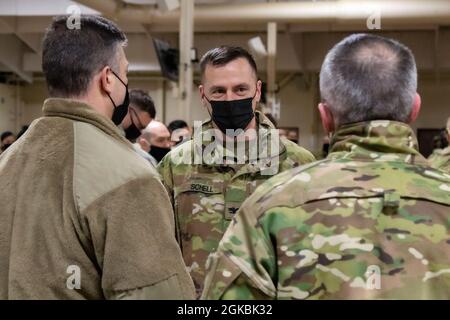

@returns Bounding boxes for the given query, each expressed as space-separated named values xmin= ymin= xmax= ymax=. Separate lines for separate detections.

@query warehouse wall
xmin=0 ymin=84 xmax=16 ymax=133
xmin=1 ymin=71 xmax=448 ymax=155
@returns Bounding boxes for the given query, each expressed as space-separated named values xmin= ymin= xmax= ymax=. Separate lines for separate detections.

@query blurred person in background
xmin=168 ymin=119 xmax=192 ymax=147
xmin=0 ymin=131 xmax=16 ymax=154
xmin=428 ymin=116 xmax=450 ymax=172
xmin=120 ymin=89 xmax=155 ymax=142
xmin=147 ymin=120 xmax=171 ymax=162
xmin=136 ymin=128 xmax=158 ymax=167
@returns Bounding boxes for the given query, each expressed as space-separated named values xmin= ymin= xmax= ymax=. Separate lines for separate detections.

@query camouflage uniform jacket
xmin=428 ymin=146 xmax=450 ymax=173
xmin=202 ymin=120 xmax=450 ymax=300
xmin=158 ymin=111 xmax=316 ymax=297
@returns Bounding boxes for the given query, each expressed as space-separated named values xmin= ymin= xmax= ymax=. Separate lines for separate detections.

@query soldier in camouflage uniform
xmin=158 ymin=46 xmax=315 ymax=297
xmin=428 ymin=117 xmax=450 ymax=173
xmin=202 ymin=34 xmax=450 ymax=300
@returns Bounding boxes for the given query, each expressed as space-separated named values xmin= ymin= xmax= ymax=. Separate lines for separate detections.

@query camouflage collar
xmin=329 ymin=120 xmax=427 ymax=165
xmin=193 ymin=111 xmax=286 ymax=168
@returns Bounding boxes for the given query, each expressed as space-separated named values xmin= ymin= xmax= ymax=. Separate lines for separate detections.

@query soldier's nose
xmin=225 ymin=91 xmax=235 ymax=101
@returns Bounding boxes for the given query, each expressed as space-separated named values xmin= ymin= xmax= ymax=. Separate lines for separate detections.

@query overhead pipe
xmin=75 ymin=0 xmax=450 ymax=26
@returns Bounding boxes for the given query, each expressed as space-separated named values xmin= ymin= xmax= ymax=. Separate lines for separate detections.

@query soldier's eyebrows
xmin=209 ymin=83 xmax=250 ymax=93
xmin=208 ymin=85 xmax=224 ymax=93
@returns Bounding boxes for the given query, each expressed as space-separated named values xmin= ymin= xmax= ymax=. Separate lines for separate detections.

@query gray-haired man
xmin=203 ymin=34 xmax=450 ymax=300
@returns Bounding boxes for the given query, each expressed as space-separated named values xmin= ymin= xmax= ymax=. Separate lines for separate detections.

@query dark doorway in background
xmin=417 ymin=128 xmax=446 ymax=158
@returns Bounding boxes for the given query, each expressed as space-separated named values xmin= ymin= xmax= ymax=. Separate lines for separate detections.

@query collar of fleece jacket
xmin=42 ymin=98 xmax=133 ymax=149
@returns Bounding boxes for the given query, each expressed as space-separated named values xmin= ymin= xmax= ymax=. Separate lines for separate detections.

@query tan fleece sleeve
xmin=157 ymin=155 xmax=183 ymax=244
xmin=80 ymin=176 xmax=195 ymax=300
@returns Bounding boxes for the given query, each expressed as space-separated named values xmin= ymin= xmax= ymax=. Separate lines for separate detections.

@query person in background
xmin=120 ymin=89 xmax=158 ymax=166
xmin=432 ymin=130 xmax=449 ymax=151
xmin=168 ymin=119 xmax=192 ymax=147
xmin=428 ymin=116 xmax=450 ymax=172
xmin=278 ymin=128 xmax=287 ymax=140
xmin=0 ymin=14 xmax=194 ymax=300
xmin=147 ymin=120 xmax=172 ymax=162
xmin=120 ymin=89 xmax=155 ymax=142
xmin=136 ymin=128 xmax=159 ymax=167
xmin=286 ymin=129 xmax=299 ymax=144
xmin=17 ymin=125 xmax=29 ymax=139
xmin=0 ymin=131 xmax=16 ymax=154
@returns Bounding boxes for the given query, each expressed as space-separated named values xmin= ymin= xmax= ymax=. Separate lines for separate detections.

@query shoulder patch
xmin=73 ymin=121 xmax=156 ymax=212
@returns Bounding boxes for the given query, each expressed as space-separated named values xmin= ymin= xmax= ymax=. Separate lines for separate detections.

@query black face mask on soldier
xmin=124 ymin=108 xmax=142 ymax=142
xmin=107 ymin=69 xmax=129 ymax=125
xmin=204 ymin=89 xmax=257 ymax=135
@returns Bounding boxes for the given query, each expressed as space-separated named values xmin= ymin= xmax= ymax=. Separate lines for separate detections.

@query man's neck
xmin=72 ymin=93 xmax=111 ymax=120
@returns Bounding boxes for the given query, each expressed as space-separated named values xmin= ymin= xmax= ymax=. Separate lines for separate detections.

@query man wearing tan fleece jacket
xmin=0 ymin=15 xmax=194 ymax=300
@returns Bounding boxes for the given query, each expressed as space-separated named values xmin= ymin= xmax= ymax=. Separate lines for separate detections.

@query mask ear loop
xmin=110 ymin=69 xmax=128 ymax=87
xmin=249 ymin=84 xmax=258 ymax=123
xmin=203 ymin=94 xmax=214 ymax=120
xmin=106 ymin=68 xmax=128 ymax=109
xmin=203 ymin=94 xmax=211 ymax=104
xmin=129 ymin=107 xmax=144 ymax=129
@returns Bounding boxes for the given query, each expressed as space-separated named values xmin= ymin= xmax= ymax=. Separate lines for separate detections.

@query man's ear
xmin=138 ymin=137 xmax=150 ymax=153
xmin=199 ymin=84 xmax=206 ymax=107
xmin=255 ymin=79 xmax=262 ymax=103
xmin=408 ymin=93 xmax=421 ymax=124
xmin=318 ymin=102 xmax=335 ymax=134
xmin=100 ymin=66 xmax=113 ymax=95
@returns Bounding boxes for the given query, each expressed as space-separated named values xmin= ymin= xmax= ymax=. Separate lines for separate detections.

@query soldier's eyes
xmin=236 ymin=87 xmax=249 ymax=94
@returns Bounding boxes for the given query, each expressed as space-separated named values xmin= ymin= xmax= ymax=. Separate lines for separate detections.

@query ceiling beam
xmin=0 ymin=17 xmax=42 ymax=54
xmin=0 ymin=34 xmax=33 ymax=83
xmin=75 ymin=0 xmax=450 ymax=27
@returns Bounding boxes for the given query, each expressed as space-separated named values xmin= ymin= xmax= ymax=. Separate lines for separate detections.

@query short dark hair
xmin=168 ymin=120 xmax=189 ymax=133
xmin=320 ymin=33 xmax=417 ymax=125
xmin=1 ymin=131 xmax=14 ymax=142
xmin=199 ymin=46 xmax=258 ymax=80
xmin=17 ymin=125 xmax=29 ymax=139
xmin=42 ymin=15 xmax=127 ymax=97
xmin=129 ymin=89 xmax=156 ymax=118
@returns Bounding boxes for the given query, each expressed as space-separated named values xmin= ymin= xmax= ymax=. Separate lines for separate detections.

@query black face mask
xmin=125 ymin=123 xmax=141 ymax=142
xmin=149 ymin=146 xmax=170 ymax=163
xmin=204 ymin=91 xmax=256 ymax=135
xmin=124 ymin=109 xmax=142 ymax=142
xmin=107 ymin=70 xmax=129 ymax=125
